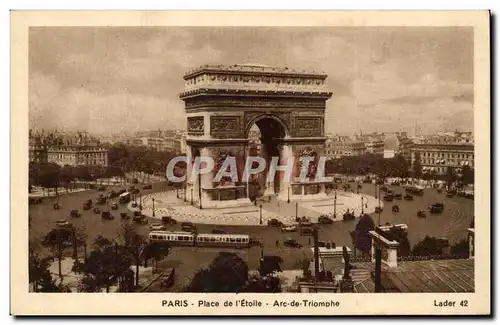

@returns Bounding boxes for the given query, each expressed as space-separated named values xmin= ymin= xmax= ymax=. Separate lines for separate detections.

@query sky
xmin=29 ymin=27 xmax=474 ymax=136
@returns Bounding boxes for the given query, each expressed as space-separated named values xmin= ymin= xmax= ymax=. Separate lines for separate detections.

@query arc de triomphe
xmin=179 ymin=64 xmax=332 ymax=209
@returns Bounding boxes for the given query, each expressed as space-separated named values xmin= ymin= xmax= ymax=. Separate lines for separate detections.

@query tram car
xmin=148 ymin=231 xmax=251 ymax=249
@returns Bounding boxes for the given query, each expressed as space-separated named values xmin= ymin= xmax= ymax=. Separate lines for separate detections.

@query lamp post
xmin=191 ymin=188 xmax=194 ymax=206
xmin=333 ymin=189 xmax=337 ymax=218
xmin=375 ymin=184 xmax=378 ymax=199
xmin=259 ymin=204 xmax=263 ymax=225
xmin=295 ymin=201 xmax=298 ymax=220
xmin=287 ymin=186 xmax=291 ymax=204
xmin=184 ymin=183 xmax=187 ymax=202
xmin=176 ymin=187 xmax=179 ymax=199
xmin=357 ymin=182 xmax=360 ymax=194
xmin=378 ymin=187 xmax=381 ymax=226
xmin=152 ymin=198 xmax=155 ymax=217
xmin=139 ymin=194 xmax=142 ymax=210
xmin=361 ymin=196 xmax=364 ymax=215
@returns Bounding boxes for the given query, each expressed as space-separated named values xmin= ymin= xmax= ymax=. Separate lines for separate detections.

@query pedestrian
xmin=275 ymin=240 xmax=279 ymax=248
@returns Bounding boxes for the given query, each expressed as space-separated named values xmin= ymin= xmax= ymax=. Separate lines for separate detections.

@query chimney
xmin=313 ymin=228 xmax=320 ymax=281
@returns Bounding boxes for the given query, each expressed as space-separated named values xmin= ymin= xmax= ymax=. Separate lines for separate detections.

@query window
xmin=230 ymin=238 xmax=236 ymax=243
xmin=236 ymin=238 xmax=241 ymax=243
xmin=210 ymin=237 xmax=216 ymax=242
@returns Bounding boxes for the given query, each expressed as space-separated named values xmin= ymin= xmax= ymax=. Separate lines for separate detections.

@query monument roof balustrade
xmin=183 ymin=64 xmax=327 ymax=79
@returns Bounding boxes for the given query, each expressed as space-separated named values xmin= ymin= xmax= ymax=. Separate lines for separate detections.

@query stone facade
xmin=180 ymin=64 xmax=332 ymax=208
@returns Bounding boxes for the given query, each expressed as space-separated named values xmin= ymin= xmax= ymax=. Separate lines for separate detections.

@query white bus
xmin=119 ymin=191 xmax=131 ymax=203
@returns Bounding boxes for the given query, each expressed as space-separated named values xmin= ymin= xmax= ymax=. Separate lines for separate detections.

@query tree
xmin=29 ymin=247 xmax=59 ymax=292
xmin=259 ymin=255 xmax=283 ymax=277
xmin=412 ymin=236 xmax=448 ymax=256
xmin=412 ymin=152 xmax=422 ymax=179
xmin=142 ymin=241 xmax=170 ymax=273
xmin=352 ymin=214 xmax=375 ymax=255
xmin=185 ymin=252 xmax=249 ymax=292
xmin=450 ymin=239 xmax=469 ymax=258
xmin=59 ymin=165 xmax=75 ymax=190
xmin=77 ymin=236 xmax=132 ymax=292
xmin=42 ymin=226 xmax=74 ymax=280
xmin=461 ymin=165 xmax=474 ymax=185
xmin=37 ymin=163 xmax=61 ymax=194
xmin=380 ymin=227 xmax=411 ymax=257
xmin=446 ymin=167 xmax=456 ymax=189
xmin=70 ymin=225 xmax=87 ymax=264
xmin=117 ymin=222 xmax=147 ymax=287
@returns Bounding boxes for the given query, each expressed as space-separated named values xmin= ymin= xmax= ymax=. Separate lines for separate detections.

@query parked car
xmin=404 ymin=194 xmax=414 ymax=201
xmin=161 ymin=216 xmax=177 ymax=225
xmin=318 ymin=215 xmax=333 ymax=224
xmin=55 ymin=219 xmax=70 ymax=227
xmin=70 ymin=209 xmax=81 ymax=218
xmin=149 ymin=223 xmax=166 ymax=231
xmin=283 ymin=238 xmax=302 ymax=248
xmin=93 ymin=207 xmax=101 ymax=214
xmin=110 ymin=202 xmax=118 ymax=210
xmin=267 ymin=218 xmax=283 ymax=227
xmin=181 ymin=222 xmax=196 ymax=232
xmin=143 ymin=184 xmax=153 ymax=190
xmin=101 ymin=211 xmax=114 ymax=220
xmin=281 ymin=224 xmax=298 ymax=232
xmin=392 ymin=205 xmax=400 ymax=212
xmin=212 ymin=229 xmax=227 ymax=234
xmin=120 ymin=212 xmax=130 ymax=219
xmin=417 ymin=210 xmax=427 ymax=218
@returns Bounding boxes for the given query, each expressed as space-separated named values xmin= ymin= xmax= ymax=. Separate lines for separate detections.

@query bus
xmin=119 ymin=191 xmax=131 ymax=203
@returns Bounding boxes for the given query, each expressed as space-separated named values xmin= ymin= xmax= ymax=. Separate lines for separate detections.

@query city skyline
xmin=30 ymin=27 xmax=473 ymax=136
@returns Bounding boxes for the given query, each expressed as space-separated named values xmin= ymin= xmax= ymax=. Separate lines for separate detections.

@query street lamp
xmin=295 ymin=201 xmax=299 ymax=219
xmin=184 ymin=183 xmax=187 ymax=202
xmin=176 ymin=187 xmax=179 ymax=199
xmin=259 ymin=204 xmax=263 ymax=225
xmin=375 ymin=184 xmax=378 ymax=199
xmin=357 ymin=182 xmax=360 ymax=194
xmin=361 ymin=196 xmax=364 ymax=215
xmin=139 ymin=194 xmax=143 ymax=210
xmin=287 ymin=186 xmax=291 ymax=204
xmin=333 ymin=189 xmax=337 ymax=218
xmin=152 ymin=198 xmax=155 ymax=217
xmin=191 ymin=188 xmax=194 ymax=205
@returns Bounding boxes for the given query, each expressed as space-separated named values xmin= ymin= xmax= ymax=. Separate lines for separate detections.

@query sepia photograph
xmin=11 ymin=10 xmax=490 ymax=316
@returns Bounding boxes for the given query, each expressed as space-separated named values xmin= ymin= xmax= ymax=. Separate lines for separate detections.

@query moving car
xmin=417 ymin=210 xmax=427 ymax=218
xmin=120 ymin=212 xmax=130 ymax=219
xmin=375 ymin=207 xmax=383 ymax=213
xmin=384 ymin=194 xmax=394 ymax=202
xmin=93 ymin=207 xmax=101 ymax=214
xmin=133 ymin=215 xmax=148 ymax=225
xmin=55 ymin=219 xmax=70 ymax=227
xmin=108 ymin=191 xmax=118 ymax=198
xmin=343 ymin=212 xmax=355 ymax=221
xmin=318 ymin=215 xmax=333 ymax=224
xmin=300 ymin=227 xmax=314 ymax=236
xmin=392 ymin=205 xmax=400 ymax=212
xmin=394 ymin=193 xmax=403 ymax=200
xmin=143 ymin=184 xmax=153 ymax=190
xmin=110 ymin=202 xmax=118 ymax=210
xmin=101 ymin=211 xmax=114 ymax=220
xmin=161 ymin=216 xmax=177 ymax=225
xmin=446 ymin=192 xmax=455 ymax=198
xmin=267 ymin=218 xmax=283 ymax=227
xmin=149 ymin=223 xmax=166 ymax=231
xmin=283 ymin=238 xmax=302 ymax=248
xmin=281 ymin=224 xmax=298 ymax=232
xmin=97 ymin=186 xmax=106 ymax=191
xmin=70 ymin=209 xmax=81 ymax=218
xmin=429 ymin=203 xmax=444 ymax=214
xmin=53 ymin=203 xmax=61 ymax=210
xmin=404 ymin=194 xmax=414 ymax=201
xmin=181 ymin=222 xmax=196 ymax=232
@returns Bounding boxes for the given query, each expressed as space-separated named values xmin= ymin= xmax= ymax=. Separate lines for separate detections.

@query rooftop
xmin=353 ymin=259 xmax=474 ymax=293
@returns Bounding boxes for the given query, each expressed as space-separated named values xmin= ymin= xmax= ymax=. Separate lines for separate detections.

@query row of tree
xmin=325 ymin=154 xmax=411 ymax=178
xmin=30 ymin=220 xmax=170 ymax=293
xmin=350 ymin=214 xmax=472 ymax=259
